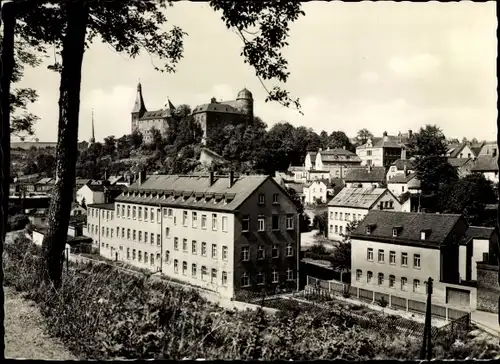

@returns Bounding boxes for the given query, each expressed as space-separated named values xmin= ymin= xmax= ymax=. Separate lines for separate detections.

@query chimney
xmin=137 ymin=169 xmax=146 ymax=186
xmin=229 ymin=171 xmax=235 ymax=188
xmin=483 ymin=252 xmax=489 ymax=263
xmin=404 ymin=164 xmax=407 ymax=176
xmin=327 ymin=147 xmax=330 ymax=151
xmin=342 ymin=146 xmax=346 ymax=150
xmin=209 ymin=171 xmax=215 ymax=187
xmin=383 ymin=131 xmax=388 ymax=141
xmin=408 ymin=130 xmax=413 ymax=139
xmin=319 ymin=148 xmax=322 ymax=152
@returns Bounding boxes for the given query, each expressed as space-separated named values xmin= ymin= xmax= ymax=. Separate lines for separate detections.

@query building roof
xmin=192 ymin=102 xmax=244 ymax=115
xmin=285 ymin=182 xmax=305 ymax=194
xmin=351 ymin=210 xmax=464 ymax=247
xmin=86 ymin=184 xmax=106 ymax=192
xmin=36 ymin=177 xmax=53 ymax=185
xmin=306 ymin=151 xmax=317 ymax=161
xmin=104 ymin=184 xmax=127 ymax=192
xmin=447 ymin=143 xmax=467 ymax=158
xmin=470 ymin=143 xmax=485 ymax=156
xmin=304 ymin=180 xmax=328 ymax=188
xmin=344 ymin=166 xmax=386 ymax=183
xmin=116 ymin=174 xmax=280 ymax=212
xmin=358 ymin=134 xmax=408 ymax=149
xmin=391 ymin=159 xmax=416 ymax=171
xmin=460 ymin=226 xmax=495 ymax=245
xmin=107 ymin=176 xmax=124 ymax=185
xmin=328 ymin=186 xmax=389 ymax=209
xmin=200 ymin=147 xmax=227 ymax=162
xmin=139 ymin=109 xmax=174 ymax=120
xmin=317 ymin=148 xmax=361 ymax=164
xmin=76 ymin=178 xmax=92 ymax=186
xmin=288 ymin=166 xmax=306 ymax=172
xmin=387 ymin=172 xmax=418 ymax=184
xmin=87 ymin=203 xmax=115 ymax=210
xmin=471 ymin=156 xmax=499 ymax=172
xmin=447 ymin=157 xmax=473 ymax=168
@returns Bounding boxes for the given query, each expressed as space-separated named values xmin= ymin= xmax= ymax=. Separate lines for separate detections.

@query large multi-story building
xmin=356 ymin=131 xmax=411 ymax=168
xmin=86 ymin=172 xmax=300 ymax=300
xmin=304 ymin=148 xmax=362 ymax=179
xmin=350 ymin=210 xmax=497 ymax=311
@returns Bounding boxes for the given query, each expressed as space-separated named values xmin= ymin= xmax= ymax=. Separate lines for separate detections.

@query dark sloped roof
xmin=116 ymin=174 xmax=273 ymax=212
xmin=87 ymin=203 xmax=115 ymax=210
xmin=318 ymin=149 xmax=361 ymax=163
xmin=471 ymin=156 xmax=499 ymax=172
xmin=328 ymin=187 xmax=388 ymax=209
xmin=460 ymin=226 xmax=495 ymax=245
xmin=139 ymin=109 xmax=173 ymax=120
xmin=344 ymin=167 xmax=386 ymax=183
xmin=192 ymin=103 xmax=244 ymax=115
xmin=87 ymin=184 xmax=106 ymax=192
xmin=351 ymin=210 xmax=463 ymax=246
xmin=387 ymin=172 xmax=418 ymax=184
xmin=391 ymin=159 xmax=416 ymax=170
xmin=359 ymin=135 xmax=408 ymax=149
xmin=447 ymin=157 xmax=473 ymax=168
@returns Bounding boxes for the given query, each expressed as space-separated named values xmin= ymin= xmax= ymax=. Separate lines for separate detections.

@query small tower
xmin=236 ymin=87 xmax=254 ymax=124
xmin=131 ymin=81 xmax=147 ymax=133
xmin=90 ymin=109 xmax=95 ymax=144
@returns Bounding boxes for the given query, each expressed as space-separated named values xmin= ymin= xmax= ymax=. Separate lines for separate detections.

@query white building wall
xmin=481 ymin=171 xmax=499 ymax=184
xmin=303 ymin=181 xmax=327 ymax=205
xmin=327 ymin=206 xmax=369 ymax=241
xmin=459 ymin=245 xmax=467 ymax=281
xmin=356 ymin=147 xmax=384 ymax=167
xmin=76 ymin=185 xmax=105 ymax=205
xmin=388 ymin=182 xmax=408 ymax=197
xmin=472 ymin=238 xmax=490 ymax=281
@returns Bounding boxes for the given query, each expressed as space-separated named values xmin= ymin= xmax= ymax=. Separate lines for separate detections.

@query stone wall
xmin=477 ymin=263 xmax=500 ymax=313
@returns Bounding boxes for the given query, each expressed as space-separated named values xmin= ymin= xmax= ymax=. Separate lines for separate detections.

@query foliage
xmin=313 ymin=211 xmax=328 ymax=235
xmin=7 ymin=213 xmax=30 ymax=232
xmin=356 ymin=128 xmax=374 ymax=146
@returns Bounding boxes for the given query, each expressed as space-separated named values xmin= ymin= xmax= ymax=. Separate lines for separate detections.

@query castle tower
xmin=236 ymin=88 xmax=253 ymax=124
xmin=90 ymin=109 xmax=95 ymax=144
xmin=131 ymin=82 xmax=147 ymax=133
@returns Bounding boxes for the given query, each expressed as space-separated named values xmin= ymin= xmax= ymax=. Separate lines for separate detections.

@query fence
xmin=305 ymin=275 xmax=470 ymax=322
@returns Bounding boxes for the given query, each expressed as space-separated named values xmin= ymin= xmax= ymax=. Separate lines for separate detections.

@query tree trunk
xmin=41 ymin=0 xmax=89 ymax=288
xmin=497 ymin=95 xmax=500 ymax=325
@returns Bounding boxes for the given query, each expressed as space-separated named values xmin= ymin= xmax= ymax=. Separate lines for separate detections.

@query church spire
xmin=132 ymin=81 xmax=147 ymax=115
xmin=90 ymin=109 xmax=95 ymax=144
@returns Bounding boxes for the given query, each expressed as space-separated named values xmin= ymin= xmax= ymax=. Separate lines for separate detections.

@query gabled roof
xmin=351 ymin=210 xmax=464 ymax=246
xmin=460 ymin=226 xmax=495 ymax=245
xmin=107 ymin=176 xmax=124 ymax=185
xmin=317 ymin=149 xmax=361 ymax=164
xmin=87 ymin=203 xmax=115 ymax=210
xmin=116 ymin=174 xmax=277 ymax=212
xmin=344 ymin=166 xmax=386 ymax=183
xmin=288 ymin=166 xmax=306 ymax=172
xmin=192 ymin=103 xmax=244 ymax=115
xmin=76 ymin=178 xmax=92 ymax=186
xmin=36 ymin=177 xmax=53 ymax=185
xmin=447 ymin=143 xmax=467 ymax=158
xmin=86 ymin=184 xmax=106 ymax=192
xmin=447 ymin=157 xmax=473 ymax=168
xmin=387 ymin=172 xmax=418 ymax=184
xmin=304 ymin=180 xmax=328 ymax=188
xmin=470 ymin=143 xmax=485 ymax=156
xmin=358 ymin=134 xmax=408 ymax=149
xmin=471 ymin=156 xmax=498 ymax=172
xmin=391 ymin=159 xmax=416 ymax=171
xmin=328 ymin=186 xmax=389 ymax=209
xmin=139 ymin=109 xmax=174 ymax=120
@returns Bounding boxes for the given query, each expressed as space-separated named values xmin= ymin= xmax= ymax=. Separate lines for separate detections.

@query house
xmin=103 ymin=184 xmax=128 ymax=203
xmin=470 ymin=156 xmax=499 ymax=184
xmin=27 ymin=209 xmax=48 ymax=227
xmin=87 ymin=172 xmax=300 ymax=300
xmin=35 ymin=177 xmax=55 ymax=193
xmin=447 ymin=158 xmax=474 ymax=178
xmin=304 ymin=152 xmax=317 ymax=170
xmin=303 ymin=180 xmax=328 ymax=205
xmin=71 ymin=202 xmax=87 ymax=216
xmin=477 ymin=141 xmax=498 ymax=158
xmin=199 ymin=147 xmax=228 ymax=167
xmin=344 ymin=165 xmax=386 ymax=188
xmin=446 ymin=143 xmax=477 ymax=159
xmin=313 ymin=148 xmax=362 ymax=179
xmin=386 ymin=159 xmax=416 ymax=180
xmin=33 ymin=224 xmax=92 ymax=254
xmin=76 ymin=184 xmax=106 ymax=205
xmin=350 ymin=210 xmax=479 ymax=311
xmin=387 ymin=172 xmax=421 ymax=198
xmin=459 ymin=226 xmax=498 ymax=282
xmin=476 ymin=230 xmax=500 ymax=313
xmin=288 ymin=166 xmax=308 ymax=183
xmin=327 ymin=187 xmax=402 ymax=241
xmin=356 ymin=131 xmax=411 ymax=168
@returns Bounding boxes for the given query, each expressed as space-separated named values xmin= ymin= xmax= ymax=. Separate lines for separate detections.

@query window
xmin=413 ymin=254 xmax=421 ymax=269
xmin=401 ymin=252 xmax=408 ymax=266
xmin=144 ymin=207 xmax=148 ymax=221
xmin=367 ymin=271 xmax=373 ymax=283
xmin=127 ymin=206 xmax=130 ymax=218
xmin=102 ymin=227 xmax=105 ymax=236
xmin=378 ymin=249 xmax=384 ymax=263
xmin=192 ymin=264 xmax=197 ymax=277
xmin=192 ymin=240 xmax=197 ymax=254
xmin=165 ymin=250 xmax=170 ymax=263
xmin=286 ymin=215 xmax=294 ymax=230
xmin=335 ymin=225 xmax=338 ymax=233
xmin=212 ymin=244 xmax=217 ymax=259
xmin=367 ymin=248 xmax=374 ymax=261
xmin=242 ymin=246 xmax=250 ymax=261
xmin=222 ymin=271 xmax=228 ymax=286
xmin=222 ymin=246 xmax=228 ymax=260
xmin=286 ymin=268 xmax=294 ymax=281
xmin=127 ymin=229 xmax=131 ymax=240
xmin=392 ymin=228 xmax=398 ymax=237
xmin=150 ymin=234 xmax=154 ymax=245
xmin=413 ymin=279 xmax=420 ymax=293
xmin=401 ymin=277 xmax=408 ymax=291
xmin=127 ymin=248 xmax=130 ymax=259
xmin=117 ymin=205 xmax=121 ymax=218
xmin=272 ymin=215 xmax=279 ymax=230
xmin=183 ymin=239 xmax=188 ymax=252
xmin=106 ymin=228 xmax=109 ymax=238
xmin=165 ymin=227 xmax=170 ymax=238
xmin=105 ymin=243 xmax=109 ymax=249
xmin=211 ymin=268 xmax=217 ymax=283
xmin=183 ymin=211 xmax=188 ymax=226
xmin=174 ymin=259 xmax=179 ymax=273
xmin=389 ymin=275 xmax=395 ymax=288
xmin=192 ymin=212 xmax=197 ymax=228
xmin=201 ymin=266 xmax=208 ymax=280
xmin=257 ymin=271 xmax=265 ymax=285
xmin=258 ymin=194 xmax=265 ymax=205
xmin=150 ymin=209 xmax=154 ymax=222
xmin=144 ymin=253 xmax=148 ymax=264
xmin=258 ymin=217 xmax=265 ymax=231
xmin=389 ymin=251 xmax=396 ymax=264
xmin=121 ymin=205 xmax=125 ymax=218
xmin=335 ymin=212 xmax=338 ymax=220
xmin=367 ymin=150 xmax=372 ymax=156
xmin=339 ymin=212 xmax=343 ymax=220
xmin=420 ymin=231 xmax=427 ymax=240
xmin=257 ymin=245 xmax=265 ymax=260
xmin=272 ymin=244 xmax=279 ymax=258
xmin=132 ymin=230 xmax=136 ymax=240
xmin=142 ymin=231 xmax=147 ymax=243
xmin=201 ymin=214 xmax=207 ymax=229
xmin=272 ymin=193 xmax=279 ymax=204
xmin=222 ymin=216 xmax=228 ymax=232
xmin=356 ymin=269 xmax=362 ymax=281
xmin=157 ymin=209 xmax=161 ymax=223
xmin=339 ymin=226 xmax=343 ymax=235
xmin=157 ymin=234 xmax=161 ymax=246
xmin=378 ymin=273 xmax=384 ymax=285
xmin=286 ymin=243 xmax=293 ymax=257
xmin=241 ymin=272 xmax=250 ymax=287
xmin=201 ymin=242 xmax=207 ymax=256
xmin=174 ymin=237 xmax=179 ymax=250
xmin=242 ymin=216 xmax=250 ymax=232
xmin=153 ymin=254 xmax=157 ymax=265
xmin=182 ymin=261 xmax=187 ymax=275
xmin=272 ymin=270 xmax=279 ymax=283
xmin=132 ymin=249 xmax=136 ymax=260
xmin=212 ymin=214 xmax=217 ymax=230
xmin=133 ymin=206 xmax=136 ymax=219
xmin=138 ymin=251 xmax=142 ymax=262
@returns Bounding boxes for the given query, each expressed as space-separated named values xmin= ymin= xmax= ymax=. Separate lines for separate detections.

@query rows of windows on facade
xmin=87 ymin=193 xmax=296 ymax=287
xmin=357 ymin=245 xmax=423 ymax=293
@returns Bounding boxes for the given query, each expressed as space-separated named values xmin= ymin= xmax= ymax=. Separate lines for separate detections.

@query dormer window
xmin=420 ymin=229 xmax=430 ymax=240
xmin=366 ymin=224 xmax=374 ymax=235
xmin=392 ymin=226 xmax=402 ymax=237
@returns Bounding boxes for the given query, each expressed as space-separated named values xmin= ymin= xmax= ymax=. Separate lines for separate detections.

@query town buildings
xmin=304 ymin=148 xmax=362 ymax=179
xmin=86 ymin=172 xmax=300 ymax=300
xmin=387 ymin=172 xmax=421 ymax=198
xmin=386 ymin=159 xmax=416 ymax=180
xmin=471 ymin=157 xmax=499 ymax=184
xmin=327 ymin=186 xmax=402 ymax=241
xmin=350 ymin=210 xmax=498 ymax=311
xmin=302 ymin=180 xmax=328 ymax=205
xmin=344 ymin=165 xmax=386 ymax=188
xmin=447 ymin=158 xmax=474 ymax=178
xmin=356 ymin=131 xmax=411 ymax=168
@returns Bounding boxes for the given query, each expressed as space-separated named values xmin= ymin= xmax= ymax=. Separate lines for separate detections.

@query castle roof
xmin=237 ymin=88 xmax=253 ymax=99
xmin=192 ymin=102 xmax=245 ymax=115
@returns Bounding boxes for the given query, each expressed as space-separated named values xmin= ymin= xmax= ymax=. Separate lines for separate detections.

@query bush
xmin=8 ymin=214 xmax=30 ymax=231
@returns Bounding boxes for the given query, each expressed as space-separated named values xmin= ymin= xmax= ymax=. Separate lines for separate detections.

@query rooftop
xmin=87 ymin=203 xmax=115 ymax=210
xmin=317 ymin=149 xmax=361 ymax=164
xmin=391 ymin=159 xmax=416 ymax=171
xmin=471 ymin=156 xmax=498 ymax=172
xmin=387 ymin=172 xmax=419 ymax=184
xmin=447 ymin=157 xmax=473 ymax=168
xmin=344 ymin=166 xmax=386 ymax=183
xmin=460 ymin=226 xmax=495 ymax=245
xmin=328 ymin=186 xmax=389 ymax=209
xmin=192 ymin=103 xmax=244 ymax=115
xmin=358 ymin=134 xmax=409 ymax=149
xmin=351 ymin=210 xmax=464 ymax=247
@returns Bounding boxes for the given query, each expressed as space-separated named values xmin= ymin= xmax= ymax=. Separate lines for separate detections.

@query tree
xmin=102 ymin=136 xmax=116 ymax=157
xmin=329 ymin=220 xmax=358 ymax=272
xmin=80 ymin=197 xmax=86 ymax=209
xmin=356 ymin=128 xmax=373 ymax=146
xmin=328 ymin=131 xmax=354 ymax=152
xmin=313 ymin=211 xmax=328 ymax=236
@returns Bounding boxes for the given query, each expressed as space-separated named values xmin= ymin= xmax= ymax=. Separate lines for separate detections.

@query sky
xmin=15 ymin=1 xmax=498 ymax=143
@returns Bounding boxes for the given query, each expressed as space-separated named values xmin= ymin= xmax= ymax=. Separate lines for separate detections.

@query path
xmin=4 ymin=286 xmax=77 ymax=360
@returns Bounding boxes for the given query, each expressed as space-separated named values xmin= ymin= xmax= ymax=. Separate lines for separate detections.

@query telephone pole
xmin=420 ymin=277 xmax=433 ymax=360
